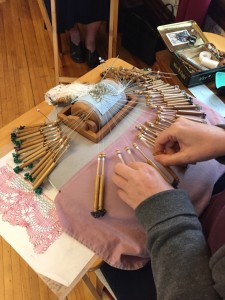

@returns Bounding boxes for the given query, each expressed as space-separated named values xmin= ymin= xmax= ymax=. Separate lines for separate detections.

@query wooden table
xmin=0 ymin=58 xmax=131 ymax=156
xmin=204 ymin=32 xmax=225 ymax=52
xmin=0 ymin=58 xmax=131 ymax=300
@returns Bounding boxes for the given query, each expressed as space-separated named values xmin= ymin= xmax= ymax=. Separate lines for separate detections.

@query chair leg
xmin=82 ymin=274 xmax=102 ymax=300
xmin=95 ymin=269 xmax=117 ymax=299
xmin=50 ymin=0 xmax=60 ymax=84
xmin=108 ymin=0 xmax=119 ymax=58
xmin=37 ymin=0 xmax=53 ymax=42
xmin=58 ymin=33 xmax=62 ymax=55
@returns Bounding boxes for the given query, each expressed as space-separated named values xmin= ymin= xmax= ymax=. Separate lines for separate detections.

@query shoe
xmin=86 ymin=49 xmax=100 ymax=69
xmin=70 ymin=41 xmax=85 ymax=63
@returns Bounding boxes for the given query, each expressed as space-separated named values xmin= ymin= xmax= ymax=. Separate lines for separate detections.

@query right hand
xmin=154 ymin=118 xmax=225 ymax=166
xmin=112 ymin=162 xmax=173 ymax=210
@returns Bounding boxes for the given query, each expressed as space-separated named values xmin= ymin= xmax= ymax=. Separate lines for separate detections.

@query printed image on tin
xmin=166 ymin=29 xmax=190 ymax=46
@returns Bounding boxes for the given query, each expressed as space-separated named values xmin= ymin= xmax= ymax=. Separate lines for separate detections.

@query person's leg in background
xmin=100 ymin=261 xmax=156 ymax=300
xmin=69 ymin=21 xmax=101 ymax=68
xmin=85 ymin=21 xmax=101 ymax=52
xmin=70 ymin=23 xmax=81 ymax=45
xmin=85 ymin=21 xmax=102 ymax=68
xmin=69 ymin=23 xmax=85 ymax=63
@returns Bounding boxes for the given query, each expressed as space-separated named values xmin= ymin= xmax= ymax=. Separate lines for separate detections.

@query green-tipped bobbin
xmin=14 ymin=158 xmax=22 ymax=164
xmin=35 ymin=187 xmax=43 ymax=195
xmin=24 ymin=173 xmax=34 ymax=182
xmin=13 ymin=166 xmax=23 ymax=174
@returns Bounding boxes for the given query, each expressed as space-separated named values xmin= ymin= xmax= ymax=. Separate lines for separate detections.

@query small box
xmin=157 ymin=21 xmax=225 ymax=87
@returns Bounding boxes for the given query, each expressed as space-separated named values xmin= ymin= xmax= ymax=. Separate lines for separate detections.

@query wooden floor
xmin=0 ymin=0 xmax=149 ymax=299
xmin=0 ymin=0 xmax=149 ymax=129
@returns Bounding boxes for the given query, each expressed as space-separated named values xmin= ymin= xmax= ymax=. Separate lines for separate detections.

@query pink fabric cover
xmin=55 ymin=99 xmax=225 ymax=270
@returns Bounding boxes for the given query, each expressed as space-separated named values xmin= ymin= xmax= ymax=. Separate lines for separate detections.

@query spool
xmin=200 ymin=57 xmax=219 ymax=69
xmin=71 ymin=79 xmax=127 ymax=129
xmin=199 ymin=51 xmax=212 ymax=61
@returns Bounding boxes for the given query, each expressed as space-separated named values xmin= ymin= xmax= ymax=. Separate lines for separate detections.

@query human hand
xmin=112 ymin=162 xmax=173 ymax=210
xmin=154 ymin=118 xmax=225 ymax=166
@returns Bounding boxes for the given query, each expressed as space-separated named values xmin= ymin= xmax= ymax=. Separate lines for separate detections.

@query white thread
xmin=73 ymin=79 xmax=127 ymax=127
xmin=199 ymin=51 xmax=212 ymax=61
xmin=200 ymin=57 xmax=219 ymax=69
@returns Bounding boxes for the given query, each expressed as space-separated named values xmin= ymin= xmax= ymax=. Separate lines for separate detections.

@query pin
xmin=36 ymin=108 xmax=52 ymax=123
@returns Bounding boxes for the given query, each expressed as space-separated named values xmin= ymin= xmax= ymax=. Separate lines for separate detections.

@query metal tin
xmin=157 ymin=20 xmax=209 ymax=52
xmin=157 ymin=21 xmax=225 ymax=87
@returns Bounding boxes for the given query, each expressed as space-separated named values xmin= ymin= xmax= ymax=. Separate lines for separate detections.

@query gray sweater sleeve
xmin=135 ymin=189 xmax=222 ymax=300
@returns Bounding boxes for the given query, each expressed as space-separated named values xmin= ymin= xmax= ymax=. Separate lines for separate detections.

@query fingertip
xmin=153 ymin=143 xmax=164 ymax=153
xmin=114 ymin=162 xmax=122 ymax=173
xmin=152 ymin=150 xmax=162 ymax=156
xmin=153 ymin=154 xmax=163 ymax=162
xmin=154 ymin=154 xmax=173 ymax=166
xmin=114 ymin=162 xmax=130 ymax=174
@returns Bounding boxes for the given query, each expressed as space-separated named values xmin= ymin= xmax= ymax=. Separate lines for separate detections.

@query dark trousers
xmin=100 ymin=262 xmax=156 ymax=300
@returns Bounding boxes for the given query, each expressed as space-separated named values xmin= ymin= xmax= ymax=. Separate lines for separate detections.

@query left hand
xmin=112 ymin=162 xmax=173 ymax=210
